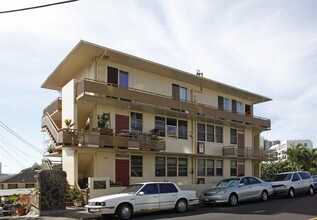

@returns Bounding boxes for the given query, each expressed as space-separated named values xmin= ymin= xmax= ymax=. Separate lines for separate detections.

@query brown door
xmin=115 ymin=114 xmax=129 ymax=133
xmin=115 ymin=159 xmax=129 ymax=187
xmin=238 ymin=132 xmax=245 ymax=157
xmin=238 ymin=161 xmax=245 ymax=176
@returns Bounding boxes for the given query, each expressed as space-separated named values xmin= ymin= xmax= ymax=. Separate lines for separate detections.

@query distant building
xmin=0 ymin=171 xmax=37 ymax=190
xmin=269 ymin=140 xmax=313 ymax=161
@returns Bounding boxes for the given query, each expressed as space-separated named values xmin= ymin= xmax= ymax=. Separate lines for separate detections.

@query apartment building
xmin=270 ymin=140 xmax=313 ymax=161
xmin=41 ymin=40 xmax=274 ymax=187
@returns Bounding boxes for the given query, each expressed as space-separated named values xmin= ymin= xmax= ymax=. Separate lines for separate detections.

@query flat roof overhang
xmin=42 ymin=40 xmax=272 ymax=104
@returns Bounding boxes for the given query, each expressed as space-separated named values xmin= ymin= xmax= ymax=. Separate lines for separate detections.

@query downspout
xmin=191 ymin=85 xmax=203 ymax=184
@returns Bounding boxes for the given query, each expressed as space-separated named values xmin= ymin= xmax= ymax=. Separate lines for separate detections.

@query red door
xmin=116 ymin=159 xmax=129 ymax=187
xmin=238 ymin=132 xmax=245 ymax=157
xmin=238 ymin=161 xmax=245 ymax=176
xmin=115 ymin=114 xmax=129 ymax=133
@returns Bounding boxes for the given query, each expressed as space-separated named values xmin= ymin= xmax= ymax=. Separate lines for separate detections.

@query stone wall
xmin=37 ymin=170 xmax=67 ymax=211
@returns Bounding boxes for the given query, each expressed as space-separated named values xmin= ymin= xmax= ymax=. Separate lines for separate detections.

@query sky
xmin=0 ymin=0 xmax=317 ymax=174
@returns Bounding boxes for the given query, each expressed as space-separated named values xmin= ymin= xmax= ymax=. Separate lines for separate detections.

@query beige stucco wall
xmin=62 ymin=149 xmax=77 ymax=185
xmin=62 ymin=80 xmax=76 ymax=128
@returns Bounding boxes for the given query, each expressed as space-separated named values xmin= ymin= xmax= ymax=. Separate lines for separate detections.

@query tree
xmin=300 ymin=147 xmax=317 ymax=174
xmin=20 ymin=163 xmax=41 ymax=173
xmin=286 ymin=144 xmax=305 ymax=171
xmin=261 ymin=160 xmax=292 ymax=181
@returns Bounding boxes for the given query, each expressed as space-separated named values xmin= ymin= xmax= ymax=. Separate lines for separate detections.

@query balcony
xmin=223 ymin=146 xmax=277 ymax=160
xmin=41 ymin=114 xmax=165 ymax=151
xmin=76 ymin=78 xmax=271 ymax=130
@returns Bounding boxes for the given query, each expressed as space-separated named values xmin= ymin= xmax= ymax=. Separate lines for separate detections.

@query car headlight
xmin=215 ymin=190 xmax=227 ymax=195
xmin=94 ymin=201 xmax=106 ymax=206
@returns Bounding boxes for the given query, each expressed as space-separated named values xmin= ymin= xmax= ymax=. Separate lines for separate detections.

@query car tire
xmin=260 ymin=190 xmax=269 ymax=201
xmin=288 ymin=188 xmax=295 ymax=198
xmin=175 ymin=199 xmax=188 ymax=213
xmin=228 ymin=193 xmax=238 ymax=206
xmin=116 ymin=204 xmax=132 ymax=220
xmin=308 ymin=186 xmax=314 ymax=195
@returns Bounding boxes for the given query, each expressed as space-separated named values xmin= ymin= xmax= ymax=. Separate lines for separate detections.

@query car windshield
xmin=120 ymin=184 xmax=143 ymax=194
xmin=269 ymin=173 xmax=292 ymax=181
xmin=216 ymin=179 xmax=239 ymax=187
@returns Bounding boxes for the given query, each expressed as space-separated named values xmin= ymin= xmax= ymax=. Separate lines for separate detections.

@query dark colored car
xmin=1 ymin=203 xmax=15 ymax=216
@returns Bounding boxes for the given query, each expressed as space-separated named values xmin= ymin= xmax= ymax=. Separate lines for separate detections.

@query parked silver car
xmin=269 ymin=171 xmax=314 ymax=198
xmin=199 ymin=176 xmax=273 ymax=206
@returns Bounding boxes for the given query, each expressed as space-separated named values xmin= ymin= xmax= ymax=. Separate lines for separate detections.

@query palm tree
xmin=300 ymin=147 xmax=317 ymax=172
xmin=286 ymin=144 xmax=304 ymax=171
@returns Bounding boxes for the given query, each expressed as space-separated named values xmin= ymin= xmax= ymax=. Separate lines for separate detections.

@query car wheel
xmin=308 ymin=186 xmax=314 ymax=195
xmin=116 ymin=204 xmax=132 ymax=220
xmin=228 ymin=193 xmax=238 ymax=206
xmin=175 ymin=199 xmax=188 ymax=213
xmin=260 ymin=190 xmax=269 ymax=201
xmin=288 ymin=188 xmax=295 ymax=198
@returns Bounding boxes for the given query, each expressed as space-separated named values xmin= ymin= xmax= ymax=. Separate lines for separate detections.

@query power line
xmin=0 ymin=121 xmax=43 ymax=154
xmin=0 ymin=144 xmax=25 ymax=169
xmin=0 ymin=0 xmax=79 ymax=14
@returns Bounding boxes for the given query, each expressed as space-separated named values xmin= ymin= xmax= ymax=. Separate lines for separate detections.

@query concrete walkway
xmin=1 ymin=207 xmax=101 ymax=220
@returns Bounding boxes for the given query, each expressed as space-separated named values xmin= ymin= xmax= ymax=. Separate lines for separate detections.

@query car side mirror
xmin=138 ymin=191 xmax=145 ymax=196
xmin=238 ymin=183 xmax=245 ymax=187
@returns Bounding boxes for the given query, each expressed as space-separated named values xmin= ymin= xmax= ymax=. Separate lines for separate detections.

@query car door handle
xmin=153 ymin=196 xmax=158 ymax=198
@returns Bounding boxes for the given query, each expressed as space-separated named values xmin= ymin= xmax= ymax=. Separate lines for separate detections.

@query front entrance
xmin=115 ymin=114 xmax=129 ymax=133
xmin=238 ymin=161 xmax=245 ymax=176
xmin=115 ymin=159 xmax=129 ymax=187
xmin=237 ymin=132 xmax=245 ymax=157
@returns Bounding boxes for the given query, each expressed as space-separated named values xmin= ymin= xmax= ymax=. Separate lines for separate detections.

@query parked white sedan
xmin=85 ymin=182 xmax=198 ymax=219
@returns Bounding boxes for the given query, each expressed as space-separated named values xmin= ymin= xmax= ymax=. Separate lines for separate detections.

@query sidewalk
xmin=1 ymin=206 xmax=101 ymax=220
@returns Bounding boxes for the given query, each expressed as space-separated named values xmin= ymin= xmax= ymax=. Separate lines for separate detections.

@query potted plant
xmin=70 ymin=187 xmax=82 ymax=207
xmin=11 ymin=194 xmax=30 ymax=216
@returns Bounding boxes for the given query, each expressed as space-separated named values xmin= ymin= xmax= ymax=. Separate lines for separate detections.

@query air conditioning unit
xmin=197 ymin=178 xmax=205 ymax=184
xmin=197 ymin=142 xmax=205 ymax=154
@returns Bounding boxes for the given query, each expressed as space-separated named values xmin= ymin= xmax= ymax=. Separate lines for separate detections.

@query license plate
xmin=88 ymin=208 xmax=100 ymax=213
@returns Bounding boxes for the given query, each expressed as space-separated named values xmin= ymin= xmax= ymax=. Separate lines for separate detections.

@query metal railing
xmin=223 ymin=146 xmax=277 ymax=160
xmin=76 ymin=78 xmax=271 ymax=129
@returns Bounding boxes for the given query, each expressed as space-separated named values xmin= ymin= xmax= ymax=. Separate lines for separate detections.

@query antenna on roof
xmin=196 ymin=69 xmax=203 ymax=77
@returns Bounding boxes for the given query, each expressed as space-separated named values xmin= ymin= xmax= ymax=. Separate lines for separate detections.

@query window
xmin=107 ymin=66 xmax=129 ymax=88
xmin=298 ymin=172 xmax=311 ymax=180
xmin=159 ymin=183 xmax=178 ymax=193
xmin=141 ymin=184 xmax=158 ymax=195
xmin=249 ymin=177 xmax=261 ymax=184
xmin=207 ymin=159 xmax=215 ymax=176
xmin=8 ymin=184 xmax=17 ymax=189
xmin=26 ymin=183 xmax=35 ymax=188
xmin=131 ymin=155 xmax=143 ymax=177
xmin=197 ymin=123 xmax=205 ymax=141
xmin=178 ymin=120 xmax=187 ymax=139
xmin=216 ymin=160 xmax=223 ymax=176
xmin=167 ymin=157 xmax=177 ymax=177
xmin=230 ymin=129 xmax=237 ymax=145
xmin=172 ymin=84 xmax=187 ymax=102
xmin=230 ymin=160 xmax=237 ymax=176
xmin=156 ymin=156 xmax=188 ymax=177
xmin=218 ymin=96 xmax=224 ymax=110
xmin=131 ymin=112 xmax=142 ymax=132
xmin=224 ymin=98 xmax=230 ymax=111
xmin=237 ymin=101 xmax=243 ymax=114
xmin=155 ymin=157 xmax=166 ymax=177
xmin=198 ymin=159 xmax=215 ymax=176
xmin=119 ymin=70 xmax=129 ymax=88
xmin=178 ymin=158 xmax=188 ymax=176
xmin=167 ymin=118 xmax=177 ymax=137
xmin=206 ymin=125 xmax=214 ymax=142
xmin=156 ymin=116 xmax=187 ymax=139
xmin=292 ymin=173 xmax=300 ymax=181
xmin=155 ymin=116 xmax=166 ymax=137
xmin=197 ymin=159 xmax=205 ymax=176
xmin=215 ymin=126 xmax=223 ymax=143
